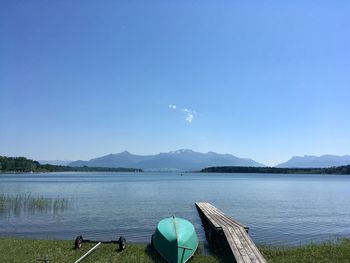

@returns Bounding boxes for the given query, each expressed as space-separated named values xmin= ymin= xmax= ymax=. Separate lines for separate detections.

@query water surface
xmin=0 ymin=172 xmax=349 ymax=246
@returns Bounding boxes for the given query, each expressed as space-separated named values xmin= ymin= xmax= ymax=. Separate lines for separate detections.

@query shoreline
xmin=201 ymin=165 xmax=350 ymax=175
xmin=0 ymin=237 xmax=349 ymax=262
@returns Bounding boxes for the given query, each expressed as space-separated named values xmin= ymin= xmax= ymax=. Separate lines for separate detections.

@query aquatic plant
xmin=0 ymin=193 xmax=68 ymax=216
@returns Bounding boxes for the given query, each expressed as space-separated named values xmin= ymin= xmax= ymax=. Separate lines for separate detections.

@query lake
xmin=1 ymin=172 xmax=350 ymax=246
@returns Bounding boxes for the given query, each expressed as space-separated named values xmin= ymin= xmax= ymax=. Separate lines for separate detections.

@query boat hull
xmin=152 ymin=217 xmax=198 ymax=263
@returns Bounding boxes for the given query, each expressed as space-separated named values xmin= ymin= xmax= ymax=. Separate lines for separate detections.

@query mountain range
xmin=41 ymin=151 xmax=350 ymax=171
xmin=276 ymin=155 xmax=350 ymax=168
xmin=69 ymin=149 xmax=265 ymax=171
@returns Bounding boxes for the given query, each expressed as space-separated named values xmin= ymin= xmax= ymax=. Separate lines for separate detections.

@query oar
xmin=74 ymin=242 xmax=101 ymax=263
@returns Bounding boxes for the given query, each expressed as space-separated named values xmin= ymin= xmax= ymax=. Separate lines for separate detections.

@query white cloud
xmin=182 ymin=108 xmax=196 ymax=124
xmin=168 ymin=105 xmax=197 ymax=124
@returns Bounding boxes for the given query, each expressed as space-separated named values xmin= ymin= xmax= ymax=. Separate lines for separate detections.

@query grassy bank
xmin=0 ymin=238 xmax=349 ymax=262
xmin=0 ymin=238 xmax=219 ymax=263
xmin=259 ymin=239 xmax=350 ymax=263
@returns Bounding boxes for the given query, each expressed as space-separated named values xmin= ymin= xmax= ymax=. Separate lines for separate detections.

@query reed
xmin=0 ymin=193 xmax=68 ymax=216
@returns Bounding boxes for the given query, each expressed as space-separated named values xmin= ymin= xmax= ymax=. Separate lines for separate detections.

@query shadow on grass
xmin=145 ymin=242 xmax=230 ymax=263
xmin=145 ymin=244 xmax=166 ymax=262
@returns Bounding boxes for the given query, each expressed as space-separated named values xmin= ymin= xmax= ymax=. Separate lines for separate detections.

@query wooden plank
xmin=202 ymin=203 xmax=245 ymax=228
xmin=204 ymin=205 xmax=246 ymax=233
xmin=208 ymin=210 xmax=235 ymax=230
xmin=195 ymin=203 xmax=222 ymax=230
xmin=229 ymin=228 xmax=254 ymax=263
xmin=195 ymin=202 xmax=267 ymax=263
xmin=204 ymin=203 xmax=248 ymax=230
xmin=226 ymin=220 xmax=266 ymax=263
xmin=232 ymin=227 xmax=260 ymax=263
xmin=197 ymin=203 xmax=249 ymax=262
xmin=196 ymin=202 xmax=224 ymax=230
xmin=236 ymin=228 xmax=266 ymax=263
xmin=222 ymin=227 xmax=245 ymax=263
xmin=224 ymin=227 xmax=251 ymax=263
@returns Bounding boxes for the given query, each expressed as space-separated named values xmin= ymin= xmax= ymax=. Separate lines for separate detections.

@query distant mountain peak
xmin=277 ymin=154 xmax=350 ymax=168
xmin=119 ymin=151 xmax=131 ymax=155
xmin=69 ymin=149 xmax=265 ymax=171
xmin=169 ymin=149 xmax=195 ymax=154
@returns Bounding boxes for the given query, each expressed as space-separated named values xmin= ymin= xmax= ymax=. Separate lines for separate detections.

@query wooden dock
xmin=195 ymin=202 xmax=266 ymax=263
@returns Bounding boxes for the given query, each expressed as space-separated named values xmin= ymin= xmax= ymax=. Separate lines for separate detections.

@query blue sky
xmin=1 ymin=1 xmax=349 ymax=166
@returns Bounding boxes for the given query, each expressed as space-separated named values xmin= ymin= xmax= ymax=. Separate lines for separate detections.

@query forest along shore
xmin=201 ymin=165 xmax=350 ymax=175
xmin=0 ymin=156 xmax=142 ymax=173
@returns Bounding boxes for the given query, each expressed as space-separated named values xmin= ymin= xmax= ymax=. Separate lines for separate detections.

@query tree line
xmin=201 ymin=165 xmax=350 ymax=174
xmin=0 ymin=156 xmax=142 ymax=173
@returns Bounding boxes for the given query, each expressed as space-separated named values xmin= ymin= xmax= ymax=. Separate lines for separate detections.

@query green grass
xmin=0 ymin=238 xmax=220 ymax=263
xmin=0 ymin=238 xmax=350 ymax=262
xmin=259 ymin=239 xmax=350 ymax=263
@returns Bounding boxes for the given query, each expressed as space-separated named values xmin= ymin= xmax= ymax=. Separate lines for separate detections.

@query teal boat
xmin=152 ymin=216 xmax=199 ymax=263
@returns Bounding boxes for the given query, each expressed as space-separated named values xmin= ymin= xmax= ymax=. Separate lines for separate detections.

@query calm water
xmin=1 ymin=172 xmax=350 ymax=246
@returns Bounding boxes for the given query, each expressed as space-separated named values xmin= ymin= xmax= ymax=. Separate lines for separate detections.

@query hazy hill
xmin=69 ymin=149 xmax=265 ymax=171
xmin=276 ymin=155 xmax=350 ymax=168
xmin=39 ymin=160 xmax=72 ymax=166
xmin=69 ymin=151 xmax=153 ymax=168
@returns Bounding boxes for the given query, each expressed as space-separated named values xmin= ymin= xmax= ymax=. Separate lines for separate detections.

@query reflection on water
xmin=0 ymin=194 xmax=68 ymax=216
xmin=0 ymin=172 xmax=350 ymax=246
